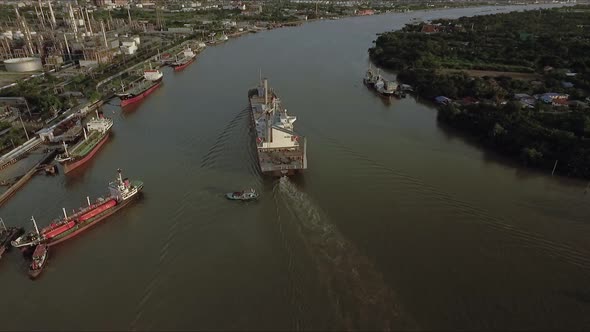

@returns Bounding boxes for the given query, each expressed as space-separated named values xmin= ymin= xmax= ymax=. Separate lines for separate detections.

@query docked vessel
xmin=248 ymin=78 xmax=307 ymax=176
xmin=12 ymin=169 xmax=144 ymax=248
xmin=116 ymin=69 xmax=163 ymax=107
xmin=28 ymin=244 xmax=48 ymax=279
xmin=375 ymin=79 xmax=399 ymax=97
xmin=0 ymin=219 xmax=24 ymax=260
xmin=55 ymin=111 xmax=113 ymax=174
xmin=363 ymin=65 xmax=380 ymax=87
xmin=171 ymin=48 xmax=196 ymax=71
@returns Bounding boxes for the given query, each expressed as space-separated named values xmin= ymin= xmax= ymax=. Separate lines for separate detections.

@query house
xmin=459 ymin=96 xmax=479 ymax=106
xmin=357 ymin=9 xmax=375 ymax=16
xmin=562 ymin=81 xmax=574 ymax=88
xmin=421 ymin=23 xmax=441 ymax=33
xmin=539 ymin=93 xmax=569 ymax=105
xmin=435 ymin=96 xmax=451 ymax=105
xmin=552 ymin=98 xmax=569 ymax=107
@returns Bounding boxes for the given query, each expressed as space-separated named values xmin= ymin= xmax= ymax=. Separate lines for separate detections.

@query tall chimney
xmin=101 ymin=20 xmax=108 ymax=48
xmin=48 ymin=0 xmax=56 ymax=26
xmin=85 ymin=7 xmax=93 ymax=34
xmin=39 ymin=0 xmax=46 ymax=26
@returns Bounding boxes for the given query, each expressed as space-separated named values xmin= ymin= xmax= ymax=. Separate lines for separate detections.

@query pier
xmin=0 ymin=149 xmax=57 ymax=207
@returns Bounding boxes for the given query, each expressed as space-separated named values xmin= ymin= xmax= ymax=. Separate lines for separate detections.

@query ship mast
xmin=117 ymin=168 xmax=123 ymax=185
xmin=31 ymin=216 xmax=40 ymax=236
xmin=0 ymin=218 xmax=6 ymax=231
xmin=62 ymin=141 xmax=69 ymax=157
xmin=87 ymin=196 xmax=91 ymax=206
xmin=83 ymin=127 xmax=88 ymax=141
xmin=62 ymin=208 xmax=68 ymax=220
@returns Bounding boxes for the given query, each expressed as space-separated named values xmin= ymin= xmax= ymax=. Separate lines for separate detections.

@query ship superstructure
xmin=248 ymin=78 xmax=307 ymax=176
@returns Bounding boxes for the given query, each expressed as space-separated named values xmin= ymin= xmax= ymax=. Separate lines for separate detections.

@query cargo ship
xmin=171 ymin=48 xmax=196 ymax=71
xmin=0 ymin=219 xmax=24 ymax=260
xmin=116 ymin=69 xmax=163 ymax=107
xmin=11 ymin=169 xmax=143 ymax=248
xmin=248 ymin=78 xmax=307 ymax=176
xmin=55 ymin=111 xmax=113 ymax=173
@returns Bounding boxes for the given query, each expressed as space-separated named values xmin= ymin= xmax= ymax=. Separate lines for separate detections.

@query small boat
xmin=28 ymin=244 xmax=48 ymax=279
xmin=0 ymin=219 xmax=24 ymax=260
xmin=226 ymin=189 xmax=258 ymax=201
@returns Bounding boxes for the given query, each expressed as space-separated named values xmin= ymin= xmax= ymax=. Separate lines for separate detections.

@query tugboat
xmin=12 ymin=169 xmax=144 ymax=249
xmin=28 ymin=244 xmax=48 ymax=279
xmin=226 ymin=189 xmax=258 ymax=201
xmin=0 ymin=218 xmax=24 ymax=260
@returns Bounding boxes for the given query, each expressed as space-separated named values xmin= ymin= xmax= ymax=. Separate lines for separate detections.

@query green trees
xmin=370 ymin=6 xmax=590 ymax=75
xmin=369 ymin=6 xmax=590 ymax=178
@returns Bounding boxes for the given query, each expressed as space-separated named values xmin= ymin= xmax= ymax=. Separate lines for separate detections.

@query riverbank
xmin=369 ymin=5 xmax=590 ymax=179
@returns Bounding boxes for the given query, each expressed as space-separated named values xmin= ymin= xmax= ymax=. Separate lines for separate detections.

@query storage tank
xmin=4 ymin=57 xmax=43 ymax=72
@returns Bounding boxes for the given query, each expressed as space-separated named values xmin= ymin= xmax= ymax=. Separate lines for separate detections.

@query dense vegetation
xmin=369 ymin=6 xmax=590 ymax=179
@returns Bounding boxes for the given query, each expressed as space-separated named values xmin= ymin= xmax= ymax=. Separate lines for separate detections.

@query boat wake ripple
xmin=311 ymin=130 xmax=590 ymax=274
xmin=199 ymin=108 xmax=261 ymax=182
xmin=274 ymin=177 xmax=415 ymax=330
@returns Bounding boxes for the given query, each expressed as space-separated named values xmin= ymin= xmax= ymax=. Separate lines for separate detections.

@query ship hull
xmin=47 ymin=194 xmax=140 ymax=247
xmin=172 ymin=57 xmax=195 ymax=71
xmin=120 ymin=81 xmax=162 ymax=107
xmin=61 ymin=133 xmax=110 ymax=174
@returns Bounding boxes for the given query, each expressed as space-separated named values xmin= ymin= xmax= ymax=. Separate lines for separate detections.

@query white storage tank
xmin=4 ymin=57 xmax=43 ymax=72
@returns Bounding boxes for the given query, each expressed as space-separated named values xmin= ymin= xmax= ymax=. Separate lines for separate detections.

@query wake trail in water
xmin=307 ymin=125 xmax=590 ymax=274
xmin=199 ymin=108 xmax=261 ymax=184
xmin=275 ymin=177 xmax=416 ymax=331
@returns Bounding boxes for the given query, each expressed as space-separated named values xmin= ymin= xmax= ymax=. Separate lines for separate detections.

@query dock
xmin=0 ymin=149 xmax=57 ymax=207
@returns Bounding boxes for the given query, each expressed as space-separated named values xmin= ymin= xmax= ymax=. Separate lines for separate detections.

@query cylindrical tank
xmin=4 ymin=57 xmax=43 ymax=72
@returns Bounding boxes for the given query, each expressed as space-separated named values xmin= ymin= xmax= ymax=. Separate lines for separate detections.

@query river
xmin=1 ymin=4 xmax=589 ymax=330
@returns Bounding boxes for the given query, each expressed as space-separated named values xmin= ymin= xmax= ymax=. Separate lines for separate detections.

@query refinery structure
xmin=0 ymin=0 xmax=151 ymax=74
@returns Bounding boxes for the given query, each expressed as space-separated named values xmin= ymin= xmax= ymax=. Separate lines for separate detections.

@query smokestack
xmin=68 ymin=4 xmax=78 ymax=41
xmin=127 ymin=7 xmax=132 ymax=27
xmin=264 ymin=78 xmax=268 ymax=105
xmin=101 ymin=20 xmax=108 ymax=48
xmin=64 ymin=34 xmax=71 ymax=61
xmin=38 ymin=0 xmax=46 ymax=27
xmin=48 ymin=0 xmax=56 ymax=26
xmin=85 ymin=7 xmax=93 ymax=34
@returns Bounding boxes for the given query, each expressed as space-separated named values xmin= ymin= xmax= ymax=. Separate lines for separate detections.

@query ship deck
xmin=249 ymin=92 xmax=307 ymax=174
xmin=124 ymin=79 xmax=158 ymax=96
xmin=70 ymin=131 xmax=106 ymax=157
